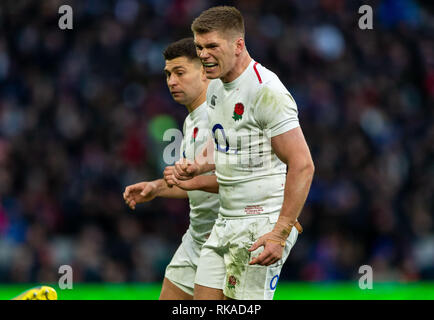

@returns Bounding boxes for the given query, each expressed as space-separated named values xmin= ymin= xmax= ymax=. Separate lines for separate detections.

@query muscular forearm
xmin=196 ymin=163 xmax=216 ymax=175
xmin=154 ymin=179 xmax=189 ymax=199
xmin=183 ymin=175 xmax=219 ymax=193
xmin=248 ymin=162 xmax=314 ymax=266
xmin=277 ymin=162 xmax=315 ymax=227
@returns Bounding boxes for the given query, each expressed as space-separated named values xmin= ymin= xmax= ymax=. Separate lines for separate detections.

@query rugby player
xmin=167 ymin=6 xmax=314 ymax=300
xmin=123 ymin=38 xmax=219 ymax=299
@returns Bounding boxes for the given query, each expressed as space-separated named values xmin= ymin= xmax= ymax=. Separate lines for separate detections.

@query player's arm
xmin=123 ymin=179 xmax=188 ymax=210
xmin=271 ymin=127 xmax=314 ymax=227
xmin=168 ymin=138 xmax=215 ymax=185
xmin=249 ymin=131 xmax=314 ymax=266
xmin=164 ymin=169 xmax=219 ymax=193
xmin=156 ymin=179 xmax=190 ymax=198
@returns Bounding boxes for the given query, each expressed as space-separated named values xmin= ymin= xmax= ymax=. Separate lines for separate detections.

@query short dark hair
xmin=163 ymin=37 xmax=198 ymax=61
xmin=191 ymin=6 xmax=244 ymax=38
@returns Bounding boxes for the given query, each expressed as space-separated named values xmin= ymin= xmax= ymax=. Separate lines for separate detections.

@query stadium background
xmin=0 ymin=0 xmax=433 ymax=299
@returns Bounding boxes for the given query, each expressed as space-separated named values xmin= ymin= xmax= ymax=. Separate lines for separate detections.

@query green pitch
xmin=1 ymin=282 xmax=433 ymax=300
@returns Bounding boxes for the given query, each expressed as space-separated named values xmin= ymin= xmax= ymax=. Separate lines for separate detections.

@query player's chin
xmin=204 ymin=73 xmax=221 ymax=80
xmin=171 ymin=94 xmax=186 ymax=104
xmin=204 ymin=66 xmax=221 ymax=79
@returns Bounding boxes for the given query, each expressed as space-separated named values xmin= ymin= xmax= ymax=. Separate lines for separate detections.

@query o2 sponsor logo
xmin=212 ymin=123 xmax=239 ymax=155
xmin=212 ymin=124 xmax=229 ymax=153
xmin=270 ymin=275 xmax=279 ymax=290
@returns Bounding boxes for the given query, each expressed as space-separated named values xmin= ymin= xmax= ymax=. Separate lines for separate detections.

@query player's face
xmin=164 ymin=57 xmax=205 ymax=106
xmin=194 ymin=31 xmax=237 ymax=81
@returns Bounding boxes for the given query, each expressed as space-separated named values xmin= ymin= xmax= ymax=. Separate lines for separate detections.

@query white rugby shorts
xmin=194 ymin=214 xmax=300 ymax=300
xmin=164 ymin=230 xmax=203 ymax=296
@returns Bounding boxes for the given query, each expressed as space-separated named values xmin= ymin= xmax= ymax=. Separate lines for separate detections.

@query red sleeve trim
xmin=253 ymin=62 xmax=262 ymax=84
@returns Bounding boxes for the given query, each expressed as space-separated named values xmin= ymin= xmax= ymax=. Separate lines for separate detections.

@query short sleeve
xmin=253 ymin=85 xmax=299 ymax=137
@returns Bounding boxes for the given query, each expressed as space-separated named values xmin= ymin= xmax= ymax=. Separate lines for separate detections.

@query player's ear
xmin=235 ymin=37 xmax=245 ymax=56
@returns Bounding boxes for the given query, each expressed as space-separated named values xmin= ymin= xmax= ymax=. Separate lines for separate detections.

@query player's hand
xmin=249 ymin=222 xmax=294 ymax=266
xmin=173 ymin=158 xmax=199 ymax=181
xmin=164 ymin=166 xmax=197 ymax=190
xmin=164 ymin=166 xmax=179 ymax=187
xmin=248 ymin=231 xmax=286 ymax=266
xmin=123 ymin=181 xmax=159 ymax=210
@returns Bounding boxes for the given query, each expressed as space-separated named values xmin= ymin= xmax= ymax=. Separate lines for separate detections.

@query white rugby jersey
xmin=206 ymin=60 xmax=300 ymax=218
xmin=180 ymin=102 xmax=220 ymax=243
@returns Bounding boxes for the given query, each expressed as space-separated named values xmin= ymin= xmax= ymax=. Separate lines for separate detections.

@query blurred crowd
xmin=0 ymin=0 xmax=433 ymax=285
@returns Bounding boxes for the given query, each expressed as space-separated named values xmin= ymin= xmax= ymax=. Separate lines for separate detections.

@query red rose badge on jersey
xmin=190 ymin=127 xmax=199 ymax=144
xmin=232 ymin=103 xmax=244 ymax=121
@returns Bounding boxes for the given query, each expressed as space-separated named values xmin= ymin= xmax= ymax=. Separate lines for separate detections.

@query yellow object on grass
xmin=12 ymin=286 xmax=58 ymax=300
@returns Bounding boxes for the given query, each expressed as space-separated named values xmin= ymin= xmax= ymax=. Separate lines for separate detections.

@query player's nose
xmin=167 ymin=74 xmax=177 ymax=86
xmin=199 ymin=48 xmax=210 ymax=59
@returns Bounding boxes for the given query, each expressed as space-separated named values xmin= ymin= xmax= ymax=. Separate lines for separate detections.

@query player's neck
xmin=221 ymin=51 xmax=252 ymax=83
xmin=185 ymin=88 xmax=207 ymax=113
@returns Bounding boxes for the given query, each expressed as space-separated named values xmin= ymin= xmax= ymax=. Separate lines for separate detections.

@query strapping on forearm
xmin=266 ymin=221 xmax=303 ymax=247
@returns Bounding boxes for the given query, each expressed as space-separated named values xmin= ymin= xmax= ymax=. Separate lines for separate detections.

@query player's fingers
xmin=175 ymin=160 xmax=190 ymax=178
xmin=174 ymin=162 xmax=182 ymax=177
xmin=264 ymin=245 xmax=283 ymax=264
xmin=164 ymin=173 xmax=173 ymax=184
xmin=164 ymin=166 xmax=174 ymax=176
xmin=173 ymin=174 xmax=180 ymax=184
xmin=124 ymin=187 xmax=130 ymax=198
xmin=249 ymin=252 xmax=266 ymax=265
xmin=268 ymin=257 xmax=279 ymax=266
xmin=180 ymin=158 xmax=191 ymax=171
xmin=251 ymin=248 xmax=273 ymax=266
xmin=169 ymin=174 xmax=180 ymax=185
xmin=165 ymin=177 xmax=175 ymax=187
xmin=163 ymin=171 xmax=170 ymax=183
xmin=129 ymin=200 xmax=136 ymax=210
xmin=126 ymin=195 xmax=136 ymax=204
xmin=171 ymin=171 xmax=181 ymax=179
xmin=248 ymin=237 xmax=265 ymax=252
xmin=186 ymin=163 xmax=197 ymax=175
xmin=140 ymin=184 xmax=152 ymax=197
xmin=258 ymin=256 xmax=273 ymax=266
xmin=164 ymin=167 xmax=174 ymax=183
xmin=124 ymin=191 xmax=133 ymax=201
xmin=174 ymin=165 xmax=186 ymax=180
xmin=126 ymin=185 xmax=142 ymax=198
xmin=262 ymin=252 xmax=279 ymax=266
